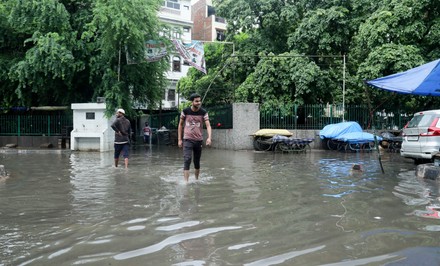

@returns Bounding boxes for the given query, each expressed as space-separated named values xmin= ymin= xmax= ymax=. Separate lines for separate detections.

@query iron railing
xmin=0 ymin=113 xmax=73 ymax=136
xmin=149 ymin=105 xmax=233 ymax=130
xmin=260 ymin=104 xmax=412 ymax=130
xmin=150 ymin=111 xmax=180 ymax=129
xmin=207 ymin=105 xmax=233 ymax=129
xmin=0 ymin=104 xmax=411 ymax=137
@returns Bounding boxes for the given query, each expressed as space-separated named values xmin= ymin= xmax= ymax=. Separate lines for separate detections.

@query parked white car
xmin=401 ymin=109 xmax=440 ymax=163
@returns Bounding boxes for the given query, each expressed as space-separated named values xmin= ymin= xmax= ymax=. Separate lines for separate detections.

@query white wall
xmin=71 ymin=103 xmax=114 ymax=152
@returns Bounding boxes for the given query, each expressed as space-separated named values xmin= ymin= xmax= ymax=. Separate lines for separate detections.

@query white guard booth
xmin=71 ymin=103 xmax=114 ymax=151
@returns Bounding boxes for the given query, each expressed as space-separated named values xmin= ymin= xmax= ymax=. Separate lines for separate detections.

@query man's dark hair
xmin=189 ymin=93 xmax=201 ymax=101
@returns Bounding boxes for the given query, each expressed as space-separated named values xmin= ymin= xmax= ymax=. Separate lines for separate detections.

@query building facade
xmin=191 ymin=0 xmax=227 ymax=42
xmin=158 ymin=0 xmax=193 ymax=109
xmin=156 ymin=0 xmax=227 ymax=110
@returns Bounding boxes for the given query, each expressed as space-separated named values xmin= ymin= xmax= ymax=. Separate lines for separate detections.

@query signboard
xmin=172 ymin=40 xmax=206 ymax=74
xmin=127 ymin=40 xmax=167 ymax=64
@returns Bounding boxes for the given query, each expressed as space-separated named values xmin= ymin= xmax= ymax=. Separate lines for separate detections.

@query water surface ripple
xmin=1 ymin=147 xmax=439 ymax=265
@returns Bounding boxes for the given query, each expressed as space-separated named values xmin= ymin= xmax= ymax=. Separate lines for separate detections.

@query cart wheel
xmin=368 ymin=141 xmax=376 ymax=151
xmin=277 ymin=142 xmax=291 ymax=152
xmin=327 ymin=139 xmax=339 ymax=150
xmin=302 ymin=143 xmax=311 ymax=153
xmin=256 ymin=138 xmax=273 ymax=151
xmin=337 ymin=142 xmax=346 ymax=151
xmin=290 ymin=144 xmax=303 ymax=152
xmin=348 ymin=143 xmax=361 ymax=152
xmin=253 ymin=138 xmax=261 ymax=151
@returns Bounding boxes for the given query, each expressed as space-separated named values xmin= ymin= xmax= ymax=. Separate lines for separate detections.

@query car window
xmin=419 ymin=114 xmax=437 ymax=127
xmin=407 ymin=115 xmax=423 ymax=128
xmin=407 ymin=114 xmax=436 ymax=128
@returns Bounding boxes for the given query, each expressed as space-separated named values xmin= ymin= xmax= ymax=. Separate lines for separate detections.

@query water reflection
xmin=0 ymin=148 xmax=440 ymax=265
xmin=393 ymin=168 xmax=440 ymax=229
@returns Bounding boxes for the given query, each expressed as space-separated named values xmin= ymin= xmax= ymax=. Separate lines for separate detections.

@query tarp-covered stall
xmin=319 ymin=121 xmax=363 ymax=139
xmin=319 ymin=121 xmax=382 ymax=151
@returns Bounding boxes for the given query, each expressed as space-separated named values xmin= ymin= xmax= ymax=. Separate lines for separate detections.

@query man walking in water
xmin=178 ymin=93 xmax=212 ymax=182
xmin=111 ymin=109 xmax=132 ymax=168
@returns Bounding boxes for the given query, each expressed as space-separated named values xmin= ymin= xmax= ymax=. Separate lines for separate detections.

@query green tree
xmin=83 ymin=0 xmax=168 ymax=115
xmin=209 ymin=0 xmax=355 ymax=107
xmin=235 ymin=51 xmax=323 ymax=108
xmin=351 ymin=0 xmax=440 ymax=112
xmin=287 ymin=6 xmax=355 ymax=105
xmin=178 ymin=42 xmax=235 ymax=107
xmin=206 ymin=0 xmax=440 ymax=115
xmin=0 ymin=0 xmax=168 ymax=117
xmin=3 ymin=0 xmax=82 ymax=107
xmin=357 ymin=44 xmax=440 ymax=113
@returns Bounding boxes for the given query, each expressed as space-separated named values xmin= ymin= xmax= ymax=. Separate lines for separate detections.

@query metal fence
xmin=207 ymin=105 xmax=233 ymax=129
xmin=0 ymin=113 xmax=73 ymax=136
xmin=149 ymin=111 xmax=180 ymax=129
xmin=149 ymin=105 xmax=233 ymax=129
xmin=260 ymin=104 xmax=412 ymax=130
xmin=0 ymin=104 xmax=411 ymax=137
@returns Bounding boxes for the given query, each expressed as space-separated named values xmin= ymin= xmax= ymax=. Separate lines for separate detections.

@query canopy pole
xmin=342 ymin=54 xmax=346 ymax=122
xmin=373 ymin=127 xmax=385 ymax=174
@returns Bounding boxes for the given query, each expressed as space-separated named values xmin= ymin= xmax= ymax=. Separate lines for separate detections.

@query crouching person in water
xmin=111 ymin=109 xmax=132 ymax=168
xmin=178 ymin=93 xmax=212 ymax=182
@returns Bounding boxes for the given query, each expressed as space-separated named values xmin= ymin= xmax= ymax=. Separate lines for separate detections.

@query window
xmin=172 ymin=56 xmax=181 ymax=72
xmin=408 ymin=114 xmax=436 ymax=128
xmin=172 ymin=28 xmax=181 ymax=39
xmin=86 ymin=112 xmax=95 ymax=120
xmin=183 ymin=27 xmax=190 ymax=33
xmin=207 ymin=5 xmax=215 ymax=17
xmin=168 ymin=89 xmax=176 ymax=101
xmin=216 ymin=30 xmax=225 ymax=41
xmin=159 ymin=28 xmax=169 ymax=38
xmin=215 ymin=17 xmax=226 ymax=23
xmin=162 ymin=0 xmax=180 ymax=10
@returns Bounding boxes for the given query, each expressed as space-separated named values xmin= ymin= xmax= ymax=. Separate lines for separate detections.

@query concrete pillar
xmin=210 ymin=103 xmax=259 ymax=150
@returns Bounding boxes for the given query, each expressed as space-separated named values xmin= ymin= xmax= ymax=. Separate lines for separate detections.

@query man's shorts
xmin=114 ymin=143 xmax=130 ymax=159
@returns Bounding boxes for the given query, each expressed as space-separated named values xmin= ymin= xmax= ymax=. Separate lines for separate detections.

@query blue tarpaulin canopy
xmin=319 ymin=121 xmax=362 ymax=139
xmin=335 ymin=132 xmax=382 ymax=143
xmin=366 ymin=59 xmax=440 ymax=96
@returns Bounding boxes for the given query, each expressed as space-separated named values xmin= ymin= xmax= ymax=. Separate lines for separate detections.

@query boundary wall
xmin=210 ymin=103 xmax=321 ymax=150
xmin=0 ymin=103 xmax=324 ymax=150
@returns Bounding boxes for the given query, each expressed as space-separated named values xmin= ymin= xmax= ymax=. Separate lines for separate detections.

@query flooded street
xmin=1 ymin=146 xmax=440 ymax=266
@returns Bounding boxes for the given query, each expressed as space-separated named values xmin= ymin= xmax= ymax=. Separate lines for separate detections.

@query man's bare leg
xmin=195 ymin=169 xmax=200 ymax=180
xmin=124 ymin=158 xmax=128 ymax=169
xmin=184 ymin=170 xmax=190 ymax=182
xmin=115 ymin=159 xmax=119 ymax=167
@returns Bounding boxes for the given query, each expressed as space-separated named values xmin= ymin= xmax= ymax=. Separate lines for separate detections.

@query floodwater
xmin=1 ymin=146 xmax=440 ymax=266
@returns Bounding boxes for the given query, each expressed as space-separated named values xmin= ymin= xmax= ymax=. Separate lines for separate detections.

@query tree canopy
xmin=178 ymin=0 xmax=440 ymax=113
xmin=2 ymin=0 xmax=440 ymax=115
xmin=0 ymin=0 xmax=168 ymax=116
